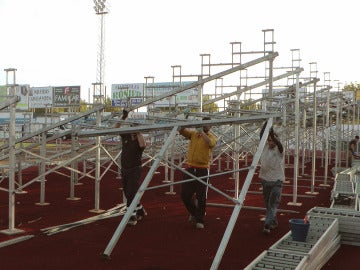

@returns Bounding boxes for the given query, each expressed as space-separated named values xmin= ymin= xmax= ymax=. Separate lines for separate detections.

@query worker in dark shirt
xmin=115 ymin=109 xmax=146 ymax=225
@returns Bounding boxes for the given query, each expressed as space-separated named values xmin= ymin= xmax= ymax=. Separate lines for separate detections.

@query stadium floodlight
xmin=93 ymin=0 xmax=107 ymax=14
xmin=92 ymin=0 xmax=108 ymax=105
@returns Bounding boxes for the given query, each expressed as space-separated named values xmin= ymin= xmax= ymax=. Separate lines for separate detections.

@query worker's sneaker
xmin=196 ymin=222 xmax=204 ymax=229
xmin=263 ymin=225 xmax=270 ymax=235
xmin=270 ymin=221 xmax=278 ymax=230
xmin=136 ymin=205 xmax=147 ymax=221
xmin=127 ymin=216 xmax=138 ymax=226
xmin=188 ymin=215 xmax=196 ymax=223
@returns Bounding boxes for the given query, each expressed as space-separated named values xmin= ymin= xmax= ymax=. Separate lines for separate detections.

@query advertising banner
xmin=145 ymin=82 xmax=198 ymax=107
xmin=16 ymin=85 xmax=30 ymax=110
xmin=111 ymin=83 xmax=144 ymax=107
xmin=29 ymin=86 xmax=53 ymax=108
xmin=0 ymin=84 xmax=29 ymax=110
xmin=111 ymin=82 xmax=199 ymax=108
xmin=53 ymin=86 xmax=81 ymax=107
xmin=0 ymin=86 xmax=8 ymax=103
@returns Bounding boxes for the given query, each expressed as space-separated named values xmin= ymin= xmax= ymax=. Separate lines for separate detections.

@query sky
xmin=0 ymin=0 xmax=359 ymax=102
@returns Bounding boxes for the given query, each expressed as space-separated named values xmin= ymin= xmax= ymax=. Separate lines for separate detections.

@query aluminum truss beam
xmin=127 ymin=52 xmax=279 ymax=111
xmin=77 ymin=114 xmax=281 ymax=138
xmin=204 ymin=67 xmax=304 ymax=106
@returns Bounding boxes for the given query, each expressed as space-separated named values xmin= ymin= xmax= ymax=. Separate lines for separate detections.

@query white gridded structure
xmin=0 ymin=29 xmax=358 ymax=269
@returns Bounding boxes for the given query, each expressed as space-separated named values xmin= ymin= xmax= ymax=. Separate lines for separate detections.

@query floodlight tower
xmin=93 ymin=0 xmax=108 ymax=105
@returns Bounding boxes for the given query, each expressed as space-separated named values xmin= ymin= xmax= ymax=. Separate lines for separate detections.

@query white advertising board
xmin=111 ymin=82 xmax=199 ymax=108
xmin=29 ymin=86 xmax=53 ymax=108
xmin=111 ymin=83 xmax=144 ymax=107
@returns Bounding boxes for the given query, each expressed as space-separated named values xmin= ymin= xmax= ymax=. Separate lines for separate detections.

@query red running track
xmin=0 ymin=160 xmax=359 ymax=269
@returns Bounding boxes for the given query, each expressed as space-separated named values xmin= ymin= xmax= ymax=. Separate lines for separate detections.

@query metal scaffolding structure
xmin=0 ymin=29 xmax=358 ymax=268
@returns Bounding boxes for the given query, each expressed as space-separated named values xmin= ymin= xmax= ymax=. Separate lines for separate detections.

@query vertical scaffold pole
xmin=1 ymin=68 xmax=24 ymax=235
xmin=288 ymin=73 xmax=302 ymax=206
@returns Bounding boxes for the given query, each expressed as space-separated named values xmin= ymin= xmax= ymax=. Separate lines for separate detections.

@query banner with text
xmin=111 ymin=83 xmax=144 ymax=107
xmin=29 ymin=86 xmax=53 ymax=108
xmin=111 ymin=82 xmax=199 ymax=108
xmin=53 ymin=86 xmax=81 ymax=107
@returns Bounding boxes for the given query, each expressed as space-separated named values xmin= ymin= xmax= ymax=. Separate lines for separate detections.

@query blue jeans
xmin=261 ymin=179 xmax=282 ymax=227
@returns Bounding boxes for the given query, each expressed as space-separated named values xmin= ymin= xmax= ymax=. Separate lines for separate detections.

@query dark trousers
xmin=348 ymin=152 xmax=353 ymax=167
xmin=121 ymin=166 xmax=142 ymax=208
xmin=181 ymin=167 xmax=209 ymax=224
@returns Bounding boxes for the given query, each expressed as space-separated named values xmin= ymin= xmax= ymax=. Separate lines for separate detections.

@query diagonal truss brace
xmin=102 ymin=126 xmax=179 ymax=257
xmin=210 ymin=119 xmax=273 ymax=270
